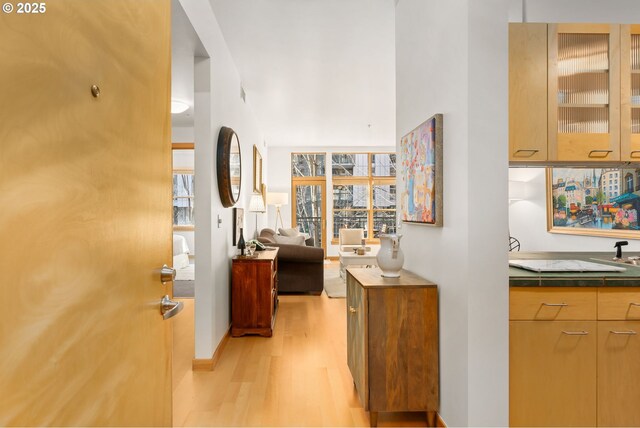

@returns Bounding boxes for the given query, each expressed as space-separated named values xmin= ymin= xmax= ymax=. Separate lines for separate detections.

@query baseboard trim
xmin=192 ymin=327 xmax=230 ymax=371
xmin=326 ymin=256 xmax=339 ymax=261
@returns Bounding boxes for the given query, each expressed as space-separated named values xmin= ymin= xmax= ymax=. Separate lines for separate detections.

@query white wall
xmin=396 ymin=0 xmax=509 ymax=426
xmin=179 ymin=0 xmax=266 ymax=359
xmin=509 ymin=168 xmax=640 ymax=252
xmin=267 ymin=145 xmax=394 ymax=257
xmin=172 ymin=126 xmax=194 ymax=142
xmin=510 ymin=0 xmax=640 ymax=23
xmin=508 ymin=0 xmax=640 ymax=254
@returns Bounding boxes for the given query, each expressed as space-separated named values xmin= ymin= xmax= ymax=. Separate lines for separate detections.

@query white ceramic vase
xmin=376 ymin=234 xmax=404 ymax=278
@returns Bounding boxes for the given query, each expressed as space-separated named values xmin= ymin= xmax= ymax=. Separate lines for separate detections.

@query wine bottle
xmin=237 ymin=228 xmax=246 ymax=255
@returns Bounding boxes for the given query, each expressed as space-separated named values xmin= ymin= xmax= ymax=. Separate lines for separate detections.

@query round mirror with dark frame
xmin=217 ymin=126 xmax=242 ymax=207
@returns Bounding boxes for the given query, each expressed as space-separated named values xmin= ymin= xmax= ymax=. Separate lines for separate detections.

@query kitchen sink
xmin=591 ymin=257 xmax=640 ymax=266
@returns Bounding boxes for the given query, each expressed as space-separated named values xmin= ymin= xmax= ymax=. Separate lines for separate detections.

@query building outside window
xmin=173 ymin=170 xmax=194 ymax=229
xmin=331 ymin=153 xmax=396 ymax=240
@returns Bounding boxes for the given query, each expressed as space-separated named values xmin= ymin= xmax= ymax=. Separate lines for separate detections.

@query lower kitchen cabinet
xmin=597 ymin=321 xmax=640 ymax=427
xmin=510 ymin=321 xmax=597 ymax=427
xmin=510 ymin=287 xmax=640 ymax=427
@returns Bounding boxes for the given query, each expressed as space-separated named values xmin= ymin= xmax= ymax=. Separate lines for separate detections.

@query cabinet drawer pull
xmin=630 ymin=151 xmax=640 ymax=158
xmin=610 ymin=330 xmax=637 ymax=335
xmin=542 ymin=302 xmax=568 ymax=307
xmin=514 ymin=149 xmax=540 ymax=157
xmin=588 ymin=150 xmax=612 ymax=158
xmin=349 ymin=306 xmax=357 ymax=314
xmin=562 ymin=330 xmax=589 ymax=335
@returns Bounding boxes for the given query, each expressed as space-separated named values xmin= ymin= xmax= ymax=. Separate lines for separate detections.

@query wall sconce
xmin=509 ymin=180 xmax=530 ymax=201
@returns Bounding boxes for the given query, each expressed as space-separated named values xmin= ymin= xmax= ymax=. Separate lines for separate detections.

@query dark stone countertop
xmin=509 ymin=252 xmax=640 ymax=287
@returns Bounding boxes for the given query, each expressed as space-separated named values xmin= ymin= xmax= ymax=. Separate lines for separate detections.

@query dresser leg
xmin=426 ymin=411 xmax=437 ymax=427
xmin=369 ymin=411 xmax=378 ymax=427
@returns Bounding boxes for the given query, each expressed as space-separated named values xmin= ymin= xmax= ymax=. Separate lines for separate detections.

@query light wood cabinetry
xmin=548 ymin=24 xmax=620 ymax=162
xmin=511 ymin=287 xmax=640 ymax=427
xmin=621 ymin=24 xmax=640 ymax=161
xmin=508 ymin=23 xmax=640 ymax=164
xmin=509 ymin=23 xmax=548 ymax=163
xmin=346 ymin=268 xmax=438 ymax=427
xmin=597 ymin=287 xmax=640 ymax=427
xmin=597 ymin=321 xmax=640 ymax=427
xmin=510 ymin=321 xmax=597 ymax=427
xmin=231 ymin=249 xmax=278 ymax=337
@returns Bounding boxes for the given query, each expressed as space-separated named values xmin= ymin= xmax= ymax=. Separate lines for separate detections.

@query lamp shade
xmin=266 ymin=192 xmax=288 ymax=206
xmin=249 ymin=193 xmax=266 ymax=212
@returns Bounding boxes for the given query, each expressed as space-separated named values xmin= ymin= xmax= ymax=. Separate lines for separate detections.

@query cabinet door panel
xmin=598 ymin=288 xmax=640 ymax=320
xmin=510 ymin=287 xmax=597 ymax=321
xmin=548 ymin=24 xmax=620 ymax=161
xmin=509 ymin=23 xmax=548 ymax=163
xmin=346 ymin=273 xmax=367 ymax=409
xmin=598 ymin=321 xmax=640 ymax=427
xmin=620 ymin=25 xmax=640 ymax=161
xmin=367 ymin=288 xmax=439 ymax=412
xmin=510 ymin=321 xmax=597 ymax=427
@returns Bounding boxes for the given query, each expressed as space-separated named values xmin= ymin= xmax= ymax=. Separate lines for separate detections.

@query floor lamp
xmin=266 ymin=192 xmax=288 ymax=232
xmin=249 ymin=193 xmax=266 ymax=239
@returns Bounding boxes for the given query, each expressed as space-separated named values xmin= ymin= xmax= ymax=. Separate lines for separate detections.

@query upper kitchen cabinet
xmin=621 ymin=25 xmax=640 ymax=161
xmin=509 ymin=23 xmax=548 ymax=163
xmin=548 ymin=24 xmax=621 ymax=162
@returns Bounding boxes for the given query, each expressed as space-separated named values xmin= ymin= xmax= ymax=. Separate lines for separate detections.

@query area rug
xmin=324 ymin=266 xmax=346 ymax=298
xmin=173 ymin=280 xmax=194 ymax=298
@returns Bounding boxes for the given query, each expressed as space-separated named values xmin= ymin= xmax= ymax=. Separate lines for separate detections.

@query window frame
xmin=331 ymin=152 xmax=396 ymax=244
xmin=172 ymin=142 xmax=195 ymax=231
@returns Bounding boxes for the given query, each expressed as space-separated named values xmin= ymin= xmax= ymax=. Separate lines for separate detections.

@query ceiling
xmin=208 ymin=0 xmax=397 ymax=147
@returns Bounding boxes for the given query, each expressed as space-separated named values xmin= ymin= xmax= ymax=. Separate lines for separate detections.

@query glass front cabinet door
xmin=621 ymin=25 xmax=640 ymax=162
xmin=548 ymin=24 xmax=621 ymax=162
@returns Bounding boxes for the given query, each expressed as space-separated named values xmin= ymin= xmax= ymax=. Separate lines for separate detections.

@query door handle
xmin=160 ymin=264 xmax=176 ymax=284
xmin=161 ymin=295 xmax=183 ymax=320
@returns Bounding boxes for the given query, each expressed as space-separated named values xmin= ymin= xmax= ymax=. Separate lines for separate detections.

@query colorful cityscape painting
xmin=548 ymin=167 xmax=640 ymax=237
xmin=399 ymin=114 xmax=443 ymax=226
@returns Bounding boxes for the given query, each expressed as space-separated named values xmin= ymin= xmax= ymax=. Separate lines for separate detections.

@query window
xmin=332 ymin=153 xmax=396 ymax=240
xmin=173 ymin=170 xmax=194 ymax=229
xmin=291 ymin=153 xmax=326 ymax=250
xmin=292 ymin=153 xmax=326 ymax=177
xmin=626 ymin=173 xmax=634 ymax=193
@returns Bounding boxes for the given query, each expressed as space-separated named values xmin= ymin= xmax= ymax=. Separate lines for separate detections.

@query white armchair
xmin=339 ymin=228 xmax=367 ymax=252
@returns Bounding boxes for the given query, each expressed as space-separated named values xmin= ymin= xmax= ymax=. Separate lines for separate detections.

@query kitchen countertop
xmin=509 ymin=252 xmax=640 ymax=287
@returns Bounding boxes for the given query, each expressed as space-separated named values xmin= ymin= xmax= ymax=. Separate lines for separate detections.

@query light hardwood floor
xmin=172 ymin=287 xmax=432 ymax=426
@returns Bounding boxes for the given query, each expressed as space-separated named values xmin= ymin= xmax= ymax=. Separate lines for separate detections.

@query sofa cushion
xmin=278 ymin=227 xmax=300 ymax=237
xmin=273 ymin=234 xmax=305 ymax=245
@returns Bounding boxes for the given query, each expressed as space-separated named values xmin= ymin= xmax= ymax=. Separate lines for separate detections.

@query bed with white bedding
xmin=173 ymin=234 xmax=194 ymax=297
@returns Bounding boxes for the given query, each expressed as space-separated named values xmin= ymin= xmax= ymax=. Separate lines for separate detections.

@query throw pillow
xmin=273 ymin=234 xmax=305 ymax=246
xmin=278 ymin=227 xmax=300 ymax=237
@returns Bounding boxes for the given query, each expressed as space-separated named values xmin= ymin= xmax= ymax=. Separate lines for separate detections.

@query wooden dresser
xmin=231 ymin=248 xmax=278 ymax=337
xmin=346 ymin=267 xmax=439 ymax=427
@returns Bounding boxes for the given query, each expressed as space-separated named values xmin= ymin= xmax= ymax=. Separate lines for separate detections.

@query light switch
xmin=217 ymin=215 xmax=222 ymax=228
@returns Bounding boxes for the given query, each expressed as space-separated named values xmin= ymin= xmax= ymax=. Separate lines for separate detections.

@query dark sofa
xmin=257 ymin=229 xmax=324 ymax=295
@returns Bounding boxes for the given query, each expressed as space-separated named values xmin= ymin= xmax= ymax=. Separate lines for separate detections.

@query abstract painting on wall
xmin=547 ymin=167 xmax=640 ymax=238
xmin=400 ymin=114 xmax=443 ymax=226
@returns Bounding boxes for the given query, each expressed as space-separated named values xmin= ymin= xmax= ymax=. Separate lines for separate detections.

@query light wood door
xmin=548 ymin=24 xmax=621 ymax=161
xmin=509 ymin=23 xmax=548 ymax=163
xmin=597 ymin=321 xmax=640 ymax=427
xmin=510 ymin=321 xmax=597 ymax=427
xmin=621 ymin=25 xmax=640 ymax=161
xmin=0 ymin=1 xmax=172 ymax=425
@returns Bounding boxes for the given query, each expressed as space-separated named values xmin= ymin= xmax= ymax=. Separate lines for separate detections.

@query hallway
xmin=172 ymin=293 xmax=429 ymax=426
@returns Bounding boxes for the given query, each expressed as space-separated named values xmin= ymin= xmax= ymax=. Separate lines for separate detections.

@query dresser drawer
xmin=598 ymin=288 xmax=640 ymax=320
xmin=510 ymin=287 xmax=597 ymax=320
